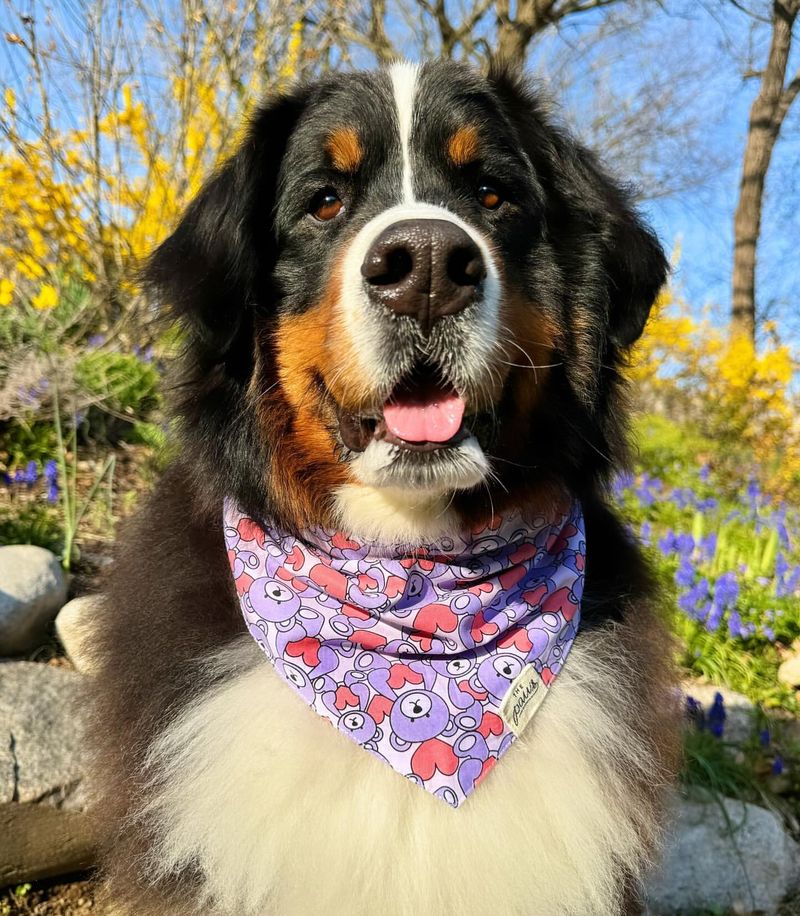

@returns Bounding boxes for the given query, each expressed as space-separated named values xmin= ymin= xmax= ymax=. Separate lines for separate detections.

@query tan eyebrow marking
xmin=324 ymin=127 xmax=364 ymax=173
xmin=447 ymin=124 xmax=481 ymax=168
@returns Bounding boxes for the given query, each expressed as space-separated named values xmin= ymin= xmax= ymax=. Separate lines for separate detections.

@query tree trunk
xmin=732 ymin=0 xmax=799 ymax=340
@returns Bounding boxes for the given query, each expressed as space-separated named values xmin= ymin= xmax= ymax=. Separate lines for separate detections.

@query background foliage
xmin=0 ymin=0 xmax=799 ymax=828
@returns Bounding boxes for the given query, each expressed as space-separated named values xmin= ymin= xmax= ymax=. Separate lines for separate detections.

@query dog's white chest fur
xmin=138 ymin=624 xmax=662 ymax=916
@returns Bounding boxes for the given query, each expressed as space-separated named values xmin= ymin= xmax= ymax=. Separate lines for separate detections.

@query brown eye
xmin=477 ymin=184 xmax=502 ymax=210
xmin=311 ymin=189 xmax=344 ymax=221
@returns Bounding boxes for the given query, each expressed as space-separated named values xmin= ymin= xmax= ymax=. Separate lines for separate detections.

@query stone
xmin=646 ymin=796 xmax=800 ymax=915
xmin=0 ymin=545 xmax=68 ymax=655
xmin=0 ymin=660 xmax=97 ymax=884
xmin=778 ymin=654 xmax=800 ymax=688
xmin=55 ymin=595 xmax=102 ymax=674
xmin=682 ymin=681 xmax=757 ymax=745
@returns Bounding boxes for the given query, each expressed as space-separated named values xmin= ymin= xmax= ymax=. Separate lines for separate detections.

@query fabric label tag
xmin=499 ymin=664 xmax=548 ymax=737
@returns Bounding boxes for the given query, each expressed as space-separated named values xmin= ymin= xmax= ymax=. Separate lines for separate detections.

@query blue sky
xmin=2 ymin=1 xmax=796 ymax=339
xmin=525 ymin=1 xmax=800 ymax=339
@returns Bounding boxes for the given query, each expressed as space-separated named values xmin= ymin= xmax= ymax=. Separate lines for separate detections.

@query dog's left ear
xmin=489 ymin=69 xmax=668 ymax=348
xmin=143 ymin=89 xmax=307 ymax=361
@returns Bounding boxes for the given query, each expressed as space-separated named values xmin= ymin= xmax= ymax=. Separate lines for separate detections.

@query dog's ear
xmin=489 ymin=69 xmax=668 ymax=348
xmin=143 ymin=90 xmax=307 ymax=360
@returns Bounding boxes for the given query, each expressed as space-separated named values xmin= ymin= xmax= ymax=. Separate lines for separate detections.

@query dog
xmin=85 ymin=61 xmax=680 ymax=916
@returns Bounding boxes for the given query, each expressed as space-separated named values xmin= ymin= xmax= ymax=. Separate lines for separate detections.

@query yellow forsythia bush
xmin=631 ymin=288 xmax=800 ymax=497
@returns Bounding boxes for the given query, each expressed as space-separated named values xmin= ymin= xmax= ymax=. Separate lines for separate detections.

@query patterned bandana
xmin=223 ymin=498 xmax=585 ymax=808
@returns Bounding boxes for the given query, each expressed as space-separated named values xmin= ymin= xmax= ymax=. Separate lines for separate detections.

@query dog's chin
xmin=348 ymin=435 xmax=490 ymax=493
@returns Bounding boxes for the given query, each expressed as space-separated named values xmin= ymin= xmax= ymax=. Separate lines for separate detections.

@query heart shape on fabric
xmin=497 ymin=626 xmax=533 ymax=653
xmin=334 ymin=685 xmax=360 ymax=710
xmin=310 ymin=564 xmax=348 ymax=601
xmin=387 ymin=663 xmax=424 ymax=690
xmin=286 ymin=637 xmax=321 ymax=667
xmin=411 ymin=737 xmax=459 ymax=780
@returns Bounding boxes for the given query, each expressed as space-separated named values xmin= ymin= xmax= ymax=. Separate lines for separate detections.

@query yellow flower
xmin=31 ymin=283 xmax=58 ymax=310
xmin=0 ymin=278 xmax=13 ymax=306
xmin=3 ymin=87 xmax=15 ymax=111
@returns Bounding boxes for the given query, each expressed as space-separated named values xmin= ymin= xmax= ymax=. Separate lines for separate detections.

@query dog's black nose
xmin=361 ymin=219 xmax=485 ymax=333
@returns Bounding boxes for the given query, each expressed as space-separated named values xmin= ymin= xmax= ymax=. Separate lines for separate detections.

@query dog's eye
xmin=477 ymin=184 xmax=503 ymax=210
xmin=311 ymin=189 xmax=344 ymax=221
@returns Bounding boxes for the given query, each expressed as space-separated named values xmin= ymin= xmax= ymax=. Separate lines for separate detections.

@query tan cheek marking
xmin=447 ymin=125 xmax=480 ymax=168
xmin=325 ymin=128 xmax=363 ymax=173
xmin=275 ymin=258 xmax=373 ymax=413
xmin=498 ymin=290 xmax=561 ymax=415
xmin=252 ymin=250 xmax=382 ymax=527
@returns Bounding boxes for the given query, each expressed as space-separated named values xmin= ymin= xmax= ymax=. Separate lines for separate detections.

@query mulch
xmin=0 ymin=876 xmax=97 ymax=915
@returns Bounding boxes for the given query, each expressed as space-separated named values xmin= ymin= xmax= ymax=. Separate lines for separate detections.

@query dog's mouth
xmin=336 ymin=362 xmax=470 ymax=454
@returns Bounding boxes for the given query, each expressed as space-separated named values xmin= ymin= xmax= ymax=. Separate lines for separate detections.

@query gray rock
xmin=0 ymin=545 xmax=68 ymax=654
xmin=682 ymin=681 xmax=758 ymax=745
xmin=646 ymin=796 xmax=800 ymax=915
xmin=55 ymin=595 xmax=101 ymax=674
xmin=0 ymin=660 xmax=97 ymax=884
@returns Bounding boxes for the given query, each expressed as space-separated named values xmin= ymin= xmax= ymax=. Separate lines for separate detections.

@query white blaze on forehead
xmin=389 ymin=61 xmax=420 ymax=203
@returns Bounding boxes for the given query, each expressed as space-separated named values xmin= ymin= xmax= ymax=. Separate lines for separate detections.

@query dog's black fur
xmin=86 ymin=62 xmax=676 ymax=915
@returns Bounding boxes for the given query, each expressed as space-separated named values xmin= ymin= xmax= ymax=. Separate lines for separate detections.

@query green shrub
xmin=74 ymin=350 xmax=161 ymax=443
xmin=0 ymin=503 xmax=62 ymax=551
xmin=0 ymin=419 xmax=57 ymax=467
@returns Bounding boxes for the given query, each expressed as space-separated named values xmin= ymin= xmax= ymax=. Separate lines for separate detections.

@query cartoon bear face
xmin=275 ymin=659 xmax=315 ymax=703
xmin=476 ymin=654 xmax=524 ymax=701
xmin=431 ymin=654 xmax=476 ymax=678
xmin=249 ymin=577 xmax=301 ymax=622
xmin=339 ymin=710 xmax=378 ymax=744
xmin=389 ymin=690 xmax=450 ymax=742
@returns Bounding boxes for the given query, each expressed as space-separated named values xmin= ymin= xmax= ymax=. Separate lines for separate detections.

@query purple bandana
xmin=223 ymin=498 xmax=585 ymax=808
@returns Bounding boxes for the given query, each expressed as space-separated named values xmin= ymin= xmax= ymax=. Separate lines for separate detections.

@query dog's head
xmin=147 ymin=62 xmax=666 ymax=538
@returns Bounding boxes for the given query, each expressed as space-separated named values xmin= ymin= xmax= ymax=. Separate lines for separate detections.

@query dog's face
xmin=148 ymin=62 xmax=666 ymax=533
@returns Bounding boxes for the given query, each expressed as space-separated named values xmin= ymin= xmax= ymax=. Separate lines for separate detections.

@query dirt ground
xmin=0 ymin=877 xmax=96 ymax=916
xmin=4 ymin=877 xmax=800 ymax=916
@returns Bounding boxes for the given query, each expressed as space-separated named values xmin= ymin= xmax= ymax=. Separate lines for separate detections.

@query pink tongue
xmin=384 ymin=390 xmax=465 ymax=444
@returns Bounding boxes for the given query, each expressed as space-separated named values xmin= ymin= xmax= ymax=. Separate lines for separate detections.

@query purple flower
xmin=705 ymin=605 xmax=723 ymax=633
xmin=759 ymin=729 xmax=771 ymax=747
xmin=685 ymin=695 xmax=705 ymax=731
xmin=675 ymin=557 xmax=695 ymax=588
xmin=699 ymin=464 xmax=711 ymax=483
xmin=658 ymin=530 xmax=676 ymax=555
xmin=699 ymin=533 xmax=718 ymax=562
xmin=678 ymin=579 xmax=710 ymax=619
xmin=675 ymin=534 xmax=695 ymax=556
xmin=714 ymin=572 xmax=739 ymax=610
xmin=22 ymin=460 xmax=38 ymax=486
xmin=772 ymin=755 xmax=784 ymax=776
xmin=88 ymin=333 xmax=106 ymax=347
xmin=727 ymin=611 xmax=745 ymax=639
xmin=707 ymin=692 xmax=726 ymax=738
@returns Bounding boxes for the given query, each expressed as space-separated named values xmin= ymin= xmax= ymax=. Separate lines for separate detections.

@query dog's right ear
xmin=143 ymin=89 xmax=307 ymax=361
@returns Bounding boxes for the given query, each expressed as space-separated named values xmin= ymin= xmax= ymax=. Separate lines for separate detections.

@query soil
xmin=0 ymin=877 xmax=98 ymax=915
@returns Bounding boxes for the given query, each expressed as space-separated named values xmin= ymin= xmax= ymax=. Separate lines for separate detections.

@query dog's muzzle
xmin=360 ymin=218 xmax=486 ymax=334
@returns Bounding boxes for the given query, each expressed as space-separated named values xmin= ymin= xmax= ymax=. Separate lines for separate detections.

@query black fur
xmin=88 ymin=62 xmax=674 ymax=915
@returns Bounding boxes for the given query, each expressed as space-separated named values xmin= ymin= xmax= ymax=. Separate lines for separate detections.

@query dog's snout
xmin=360 ymin=219 xmax=485 ymax=332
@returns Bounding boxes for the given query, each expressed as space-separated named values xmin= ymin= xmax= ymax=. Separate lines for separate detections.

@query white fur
xmin=346 ymin=433 xmax=490 ymax=495
xmin=390 ymin=61 xmax=419 ymax=203
xmin=139 ymin=628 xmax=661 ymax=916
xmin=331 ymin=484 xmax=460 ymax=542
xmin=339 ymin=201 xmax=502 ymax=394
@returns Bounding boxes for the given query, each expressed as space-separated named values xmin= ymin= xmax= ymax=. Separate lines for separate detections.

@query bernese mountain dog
xmin=85 ymin=61 xmax=680 ymax=916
